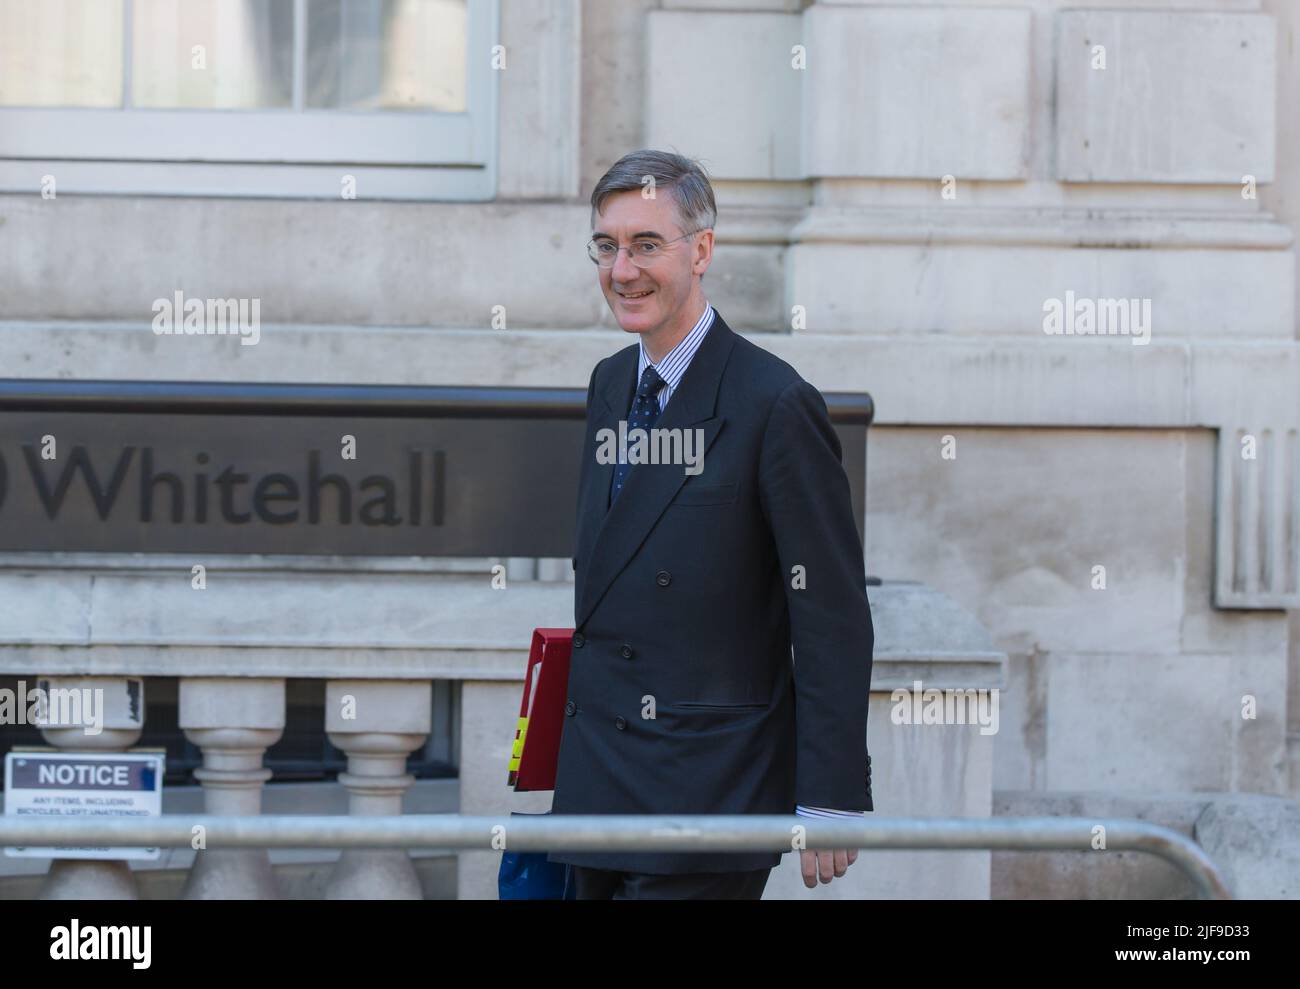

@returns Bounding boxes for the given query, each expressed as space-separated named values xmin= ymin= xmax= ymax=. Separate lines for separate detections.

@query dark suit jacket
xmin=547 ymin=310 xmax=874 ymax=875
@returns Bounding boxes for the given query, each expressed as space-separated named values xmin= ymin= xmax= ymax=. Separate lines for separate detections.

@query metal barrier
xmin=0 ymin=814 xmax=1232 ymax=899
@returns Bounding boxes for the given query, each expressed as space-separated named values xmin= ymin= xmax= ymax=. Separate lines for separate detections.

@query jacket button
xmin=565 ymin=700 xmax=576 ymax=717
xmin=655 ymin=570 xmax=671 ymax=587
xmin=619 ymin=643 xmax=634 ymax=659
xmin=573 ymin=633 xmax=585 ymax=648
xmin=614 ymin=716 xmax=627 ymax=730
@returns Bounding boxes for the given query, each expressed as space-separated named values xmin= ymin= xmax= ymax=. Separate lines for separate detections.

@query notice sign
xmin=3 ymin=751 xmax=164 ymax=860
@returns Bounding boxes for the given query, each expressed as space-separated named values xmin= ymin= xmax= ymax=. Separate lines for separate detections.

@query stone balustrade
xmin=0 ymin=578 xmax=1005 ymax=900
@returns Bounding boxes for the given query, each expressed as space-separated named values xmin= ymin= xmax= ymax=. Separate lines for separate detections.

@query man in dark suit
xmin=547 ymin=149 xmax=874 ymax=900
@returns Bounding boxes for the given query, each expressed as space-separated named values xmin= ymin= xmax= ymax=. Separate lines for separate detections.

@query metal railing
xmin=0 ymin=814 xmax=1232 ymax=898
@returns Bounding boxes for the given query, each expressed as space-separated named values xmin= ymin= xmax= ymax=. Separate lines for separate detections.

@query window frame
xmin=0 ymin=0 xmax=499 ymax=200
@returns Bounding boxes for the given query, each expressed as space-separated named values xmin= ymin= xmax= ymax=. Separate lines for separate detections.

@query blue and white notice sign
xmin=3 ymin=751 xmax=164 ymax=860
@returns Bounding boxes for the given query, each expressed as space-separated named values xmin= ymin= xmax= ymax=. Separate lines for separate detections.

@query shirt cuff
xmin=795 ymin=804 xmax=866 ymax=819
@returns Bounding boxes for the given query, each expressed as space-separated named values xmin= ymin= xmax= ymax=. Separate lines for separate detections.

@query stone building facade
xmin=0 ymin=0 xmax=1296 ymax=898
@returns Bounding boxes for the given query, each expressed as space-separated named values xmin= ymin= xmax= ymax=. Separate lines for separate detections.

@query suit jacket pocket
xmin=673 ymin=700 xmax=766 ymax=712
xmin=662 ymin=700 xmax=768 ymax=735
xmin=672 ymin=480 xmax=738 ymax=507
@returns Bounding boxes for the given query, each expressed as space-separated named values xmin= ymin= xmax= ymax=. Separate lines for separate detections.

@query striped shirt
xmin=636 ymin=300 xmax=865 ymax=823
xmin=636 ymin=299 xmax=715 ymax=413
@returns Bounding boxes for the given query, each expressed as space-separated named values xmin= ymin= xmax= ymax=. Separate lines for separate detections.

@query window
xmin=0 ymin=0 xmax=498 ymax=199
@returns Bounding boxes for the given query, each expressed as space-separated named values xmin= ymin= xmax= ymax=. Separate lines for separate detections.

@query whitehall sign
xmin=0 ymin=381 xmax=872 ymax=557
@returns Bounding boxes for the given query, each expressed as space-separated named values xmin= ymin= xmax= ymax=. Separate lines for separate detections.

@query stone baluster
xmin=324 ymin=680 xmax=431 ymax=899
xmin=37 ymin=676 xmax=145 ymax=900
xmin=178 ymin=677 xmax=286 ymax=899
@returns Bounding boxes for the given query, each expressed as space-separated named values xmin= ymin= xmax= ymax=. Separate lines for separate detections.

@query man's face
xmin=591 ymin=189 xmax=712 ymax=338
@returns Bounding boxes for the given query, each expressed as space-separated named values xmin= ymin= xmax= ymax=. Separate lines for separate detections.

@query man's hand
xmin=794 ymin=804 xmax=865 ymax=887
xmin=800 ymin=846 xmax=857 ymax=888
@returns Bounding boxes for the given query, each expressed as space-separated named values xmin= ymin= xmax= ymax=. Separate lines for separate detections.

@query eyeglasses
xmin=587 ymin=230 xmax=700 ymax=268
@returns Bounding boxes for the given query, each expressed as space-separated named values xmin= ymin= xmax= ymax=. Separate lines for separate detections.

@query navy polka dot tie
xmin=610 ymin=365 xmax=666 ymax=505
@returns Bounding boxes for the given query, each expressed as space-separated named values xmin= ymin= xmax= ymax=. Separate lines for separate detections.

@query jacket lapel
xmin=575 ymin=311 xmax=737 ymax=628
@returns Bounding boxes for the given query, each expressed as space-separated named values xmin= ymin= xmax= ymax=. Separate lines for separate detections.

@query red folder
xmin=507 ymin=628 xmax=574 ymax=791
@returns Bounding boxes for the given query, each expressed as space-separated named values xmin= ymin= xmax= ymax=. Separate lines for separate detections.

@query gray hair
xmin=590 ymin=149 xmax=717 ymax=235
